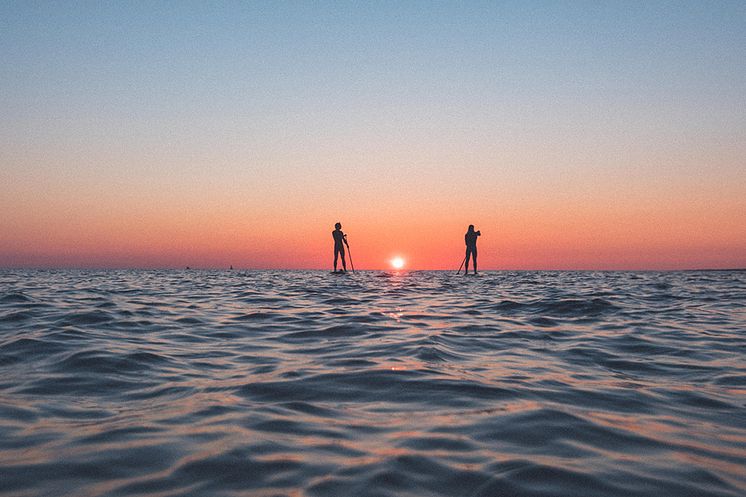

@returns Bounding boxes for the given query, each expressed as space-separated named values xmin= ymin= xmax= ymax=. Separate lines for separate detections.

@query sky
xmin=1 ymin=1 xmax=745 ymax=270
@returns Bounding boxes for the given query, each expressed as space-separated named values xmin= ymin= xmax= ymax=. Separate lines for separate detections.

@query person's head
xmin=335 ymin=222 xmax=342 ymax=230
xmin=468 ymin=224 xmax=475 ymax=232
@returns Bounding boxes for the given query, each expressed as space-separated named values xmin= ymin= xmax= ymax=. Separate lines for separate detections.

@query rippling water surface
xmin=0 ymin=269 xmax=744 ymax=496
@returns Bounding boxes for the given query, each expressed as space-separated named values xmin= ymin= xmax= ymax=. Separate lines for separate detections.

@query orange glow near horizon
xmin=1 ymin=165 xmax=746 ymax=270
xmin=3 ymin=122 xmax=745 ymax=270
xmin=1 ymin=193 xmax=744 ymax=270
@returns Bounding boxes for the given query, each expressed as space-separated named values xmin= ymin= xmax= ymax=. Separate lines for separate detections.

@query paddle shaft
xmin=456 ymin=254 xmax=467 ymax=275
xmin=345 ymin=241 xmax=355 ymax=273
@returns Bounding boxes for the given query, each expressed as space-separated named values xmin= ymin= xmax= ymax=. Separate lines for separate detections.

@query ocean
xmin=0 ymin=269 xmax=744 ymax=496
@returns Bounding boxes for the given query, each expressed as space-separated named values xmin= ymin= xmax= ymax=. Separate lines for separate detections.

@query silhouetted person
xmin=332 ymin=222 xmax=348 ymax=272
xmin=464 ymin=225 xmax=481 ymax=274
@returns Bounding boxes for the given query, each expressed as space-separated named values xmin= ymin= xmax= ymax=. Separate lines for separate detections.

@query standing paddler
xmin=332 ymin=222 xmax=348 ymax=273
xmin=464 ymin=224 xmax=481 ymax=275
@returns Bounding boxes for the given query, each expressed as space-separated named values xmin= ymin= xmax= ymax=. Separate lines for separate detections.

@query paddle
xmin=344 ymin=237 xmax=355 ymax=274
xmin=456 ymin=254 xmax=467 ymax=275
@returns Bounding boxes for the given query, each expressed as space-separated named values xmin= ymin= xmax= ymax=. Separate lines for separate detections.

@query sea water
xmin=0 ymin=269 xmax=744 ymax=496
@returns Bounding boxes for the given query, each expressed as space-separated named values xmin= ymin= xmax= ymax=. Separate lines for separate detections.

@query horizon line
xmin=1 ymin=267 xmax=744 ymax=272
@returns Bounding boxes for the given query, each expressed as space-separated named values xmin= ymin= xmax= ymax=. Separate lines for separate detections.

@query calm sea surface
xmin=0 ymin=269 xmax=744 ymax=497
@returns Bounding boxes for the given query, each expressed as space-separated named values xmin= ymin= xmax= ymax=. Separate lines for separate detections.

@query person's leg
xmin=473 ymin=248 xmax=478 ymax=274
xmin=334 ymin=248 xmax=339 ymax=272
xmin=341 ymin=248 xmax=347 ymax=272
xmin=464 ymin=248 xmax=471 ymax=274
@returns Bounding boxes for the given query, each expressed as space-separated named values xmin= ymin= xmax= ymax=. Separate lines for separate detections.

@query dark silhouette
xmin=464 ymin=225 xmax=481 ymax=274
xmin=332 ymin=222 xmax=348 ymax=273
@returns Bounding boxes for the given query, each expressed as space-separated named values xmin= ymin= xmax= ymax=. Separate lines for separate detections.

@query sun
xmin=390 ymin=257 xmax=405 ymax=270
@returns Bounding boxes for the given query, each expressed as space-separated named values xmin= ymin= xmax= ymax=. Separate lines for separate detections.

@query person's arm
xmin=477 ymin=231 xmax=481 ymax=236
xmin=343 ymin=233 xmax=349 ymax=246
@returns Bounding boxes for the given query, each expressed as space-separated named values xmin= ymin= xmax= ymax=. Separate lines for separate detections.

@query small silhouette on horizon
xmin=332 ymin=222 xmax=349 ymax=273
xmin=463 ymin=225 xmax=481 ymax=275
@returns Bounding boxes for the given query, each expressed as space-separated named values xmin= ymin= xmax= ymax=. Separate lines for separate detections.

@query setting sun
xmin=390 ymin=257 xmax=405 ymax=269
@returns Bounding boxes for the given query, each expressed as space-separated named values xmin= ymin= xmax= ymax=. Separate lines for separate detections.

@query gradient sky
xmin=1 ymin=1 xmax=745 ymax=269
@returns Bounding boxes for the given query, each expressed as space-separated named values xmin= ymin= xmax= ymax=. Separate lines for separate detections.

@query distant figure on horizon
xmin=464 ymin=225 xmax=481 ymax=274
xmin=332 ymin=222 xmax=348 ymax=273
